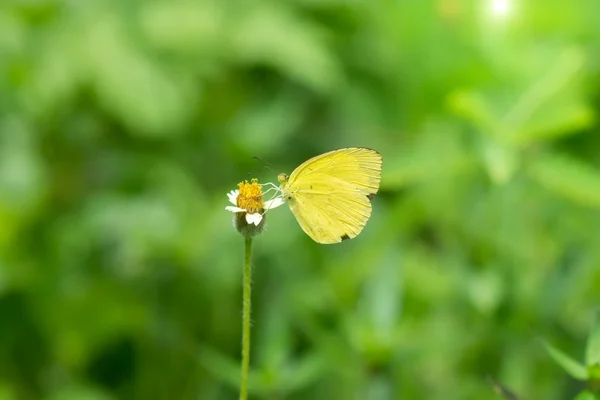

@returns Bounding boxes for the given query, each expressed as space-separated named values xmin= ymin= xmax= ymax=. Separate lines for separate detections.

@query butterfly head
xmin=277 ymin=173 xmax=289 ymax=186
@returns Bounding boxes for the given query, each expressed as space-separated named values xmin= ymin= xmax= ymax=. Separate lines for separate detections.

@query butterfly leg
xmin=262 ymin=187 xmax=278 ymax=195
xmin=262 ymin=192 xmax=283 ymax=214
xmin=261 ymin=182 xmax=280 ymax=191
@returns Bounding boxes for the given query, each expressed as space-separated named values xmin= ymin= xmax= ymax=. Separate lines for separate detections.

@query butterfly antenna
xmin=252 ymin=156 xmax=275 ymax=173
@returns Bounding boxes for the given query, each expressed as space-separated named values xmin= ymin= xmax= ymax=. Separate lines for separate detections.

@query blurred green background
xmin=1 ymin=0 xmax=600 ymax=399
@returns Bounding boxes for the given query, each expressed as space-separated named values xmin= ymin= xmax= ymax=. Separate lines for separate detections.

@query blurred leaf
xmin=197 ymin=344 xmax=326 ymax=397
xmin=140 ymin=0 xmax=223 ymax=54
xmin=0 ymin=117 xmax=45 ymax=209
xmin=448 ymin=91 xmax=498 ymax=135
xmin=350 ymin=248 xmax=402 ymax=364
xmin=503 ymin=47 xmax=590 ymax=145
xmin=514 ymin=100 xmax=593 ymax=146
xmin=381 ymin=124 xmax=476 ymax=189
xmin=0 ymin=10 xmax=25 ymax=54
xmin=229 ymin=4 xmax=341 ymax=93
xmin=0 ymin=382 xmax=15 ymax=400
xmin=451 ymin=47 xmax=591 ymax=147
xmin=366 ymin=374 xmax=393 ymax=400
xmin=196 ymin=345 xmax=241 ymax=391
xmin=227 ymin=91 xmax=306 ymax=155
xmin=574 ymin=391 xmax=599 ymax=400
xmin=528 ymin=152 xmax=600 ymax=208
xmin=45 ymin=385 xmax=113 ymax=400
xmin=254 ymin=294 xmax=292 ymax=372
xmin=467 ymin=269 xmax=504 ymax=315
xmin=85 ymin=13 xmax=196 ymax=136
xmin=586 ymin=316 xmax=600 ymax=369
xmin=280 ymin=353 xmax=327 ymax=393
xmin=542 ymin=340 xmax=588 ymax=380
xmin=480 ymin=139 xmax=519 ymax=184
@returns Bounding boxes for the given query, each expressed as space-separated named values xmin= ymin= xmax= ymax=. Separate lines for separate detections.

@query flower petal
xmin=226 ymin=206 xmax=246 ymax=213
xmin=264 ymin=196 xmax=285 ymax=210
xmin=227 ymin=190 xmax=239 ymax=205
xmin=246 ymin=213 xmax=263 ymax=226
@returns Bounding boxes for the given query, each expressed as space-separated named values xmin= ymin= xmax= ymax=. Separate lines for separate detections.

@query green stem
xmin=240 ymin=236 xmax=253 ymax=400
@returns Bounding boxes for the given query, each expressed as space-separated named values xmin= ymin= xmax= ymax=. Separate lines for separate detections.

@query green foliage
xmin=1 ymin=0 xmax=600 ymax=399
xmin=542 ymin=316 xmax=600 ymax=397
xmin=542 ymin=340 xmax=588 ymax=381
xmin=575 ymin=392 xmax=599 ymax=400
xmin=587 ymin=317 xmax=600 ymax=370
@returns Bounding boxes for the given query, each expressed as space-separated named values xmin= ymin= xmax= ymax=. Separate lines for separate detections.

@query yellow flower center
xmin=237 ymin=178 xmax=264 ymax=214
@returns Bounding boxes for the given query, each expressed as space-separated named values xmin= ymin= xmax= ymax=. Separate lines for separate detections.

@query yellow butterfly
xmin=274 ymin=148 xmax=382 ymax=244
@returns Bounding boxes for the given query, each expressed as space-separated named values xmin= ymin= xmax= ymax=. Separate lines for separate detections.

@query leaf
xmin=503 ymin=48 xmax=591 ymax=145
xmin=0 ymin=118 xmax=45 ymax=209
xmin=468 ymin=269 xmax=504 ymax=315
xmin=542 ymin=340 xmax=588 ymax=380
xmin=254 ymin=294 xmax=292 ymax=371
xmin=450 ymin=47 xmax=591 ymax=146
xmin=513 ymin=100 xmax=593 ymax=146
xmin=281 ymin=353 xmax=327 ymax=393
xmin=381 ymin=124 xmax=476 ymax=189
xmin=480 ymin=139 xmax=519 ymax=184
xmin=574 ymin=391 xmax=598 ymax=400
xmin=448 ymin=90 xmax=498 ymax=136
xmin=227 ymin=92 xmax=305 ymax=155
xmin=86 ymin=13 xmax=195 ymax=136
xmin=45 ymin=385 xmax=113 ymax=400
xmin=586 ymin=316 xmax=600 ymax=368
xmin=197 ymin=345 xmax=326 ymax=397
xmin=140 ymin=1 xmax=223 ymax=53
xmin=352 ymin=247 xmax=403 ymax=364
xmin=195 ymin=345 xmax=243 ymax=391
xmin=528 ymin=153 xmax=600 ymax=209
xmin=228 ymin=4 xmax=340 ymax=93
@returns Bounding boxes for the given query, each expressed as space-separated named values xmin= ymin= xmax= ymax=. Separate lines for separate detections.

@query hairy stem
xmin=240 ymin=236 xmax=253 ymax=400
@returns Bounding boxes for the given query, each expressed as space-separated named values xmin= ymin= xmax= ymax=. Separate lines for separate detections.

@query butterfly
xmin=273 ymin=148 xmax=382 ymax=244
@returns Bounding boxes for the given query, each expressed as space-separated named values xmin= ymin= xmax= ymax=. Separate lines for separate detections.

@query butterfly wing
xmin=284 ymin=148 xmax=382 ymax=244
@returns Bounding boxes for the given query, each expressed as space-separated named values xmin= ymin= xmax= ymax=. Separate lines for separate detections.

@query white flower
xmin=264 ymin=196 xmax=284 ymax=211
xmin=225 ymin=188 xmax=284 ymax=226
